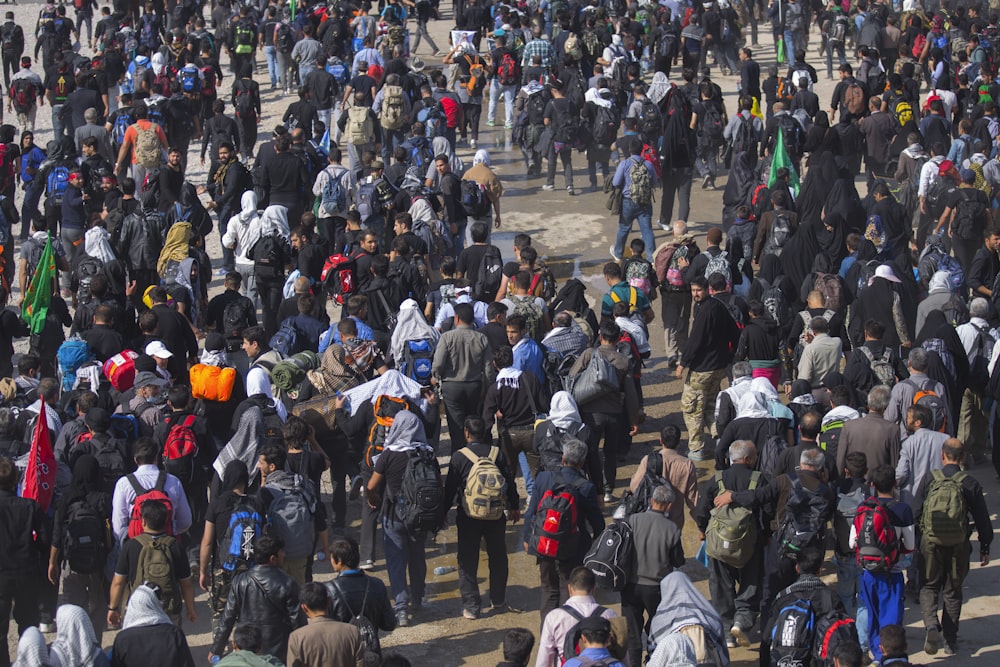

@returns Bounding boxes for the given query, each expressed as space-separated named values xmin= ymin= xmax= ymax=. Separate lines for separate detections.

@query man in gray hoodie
xmin=916 ymin=270 xmax=967 ymax=335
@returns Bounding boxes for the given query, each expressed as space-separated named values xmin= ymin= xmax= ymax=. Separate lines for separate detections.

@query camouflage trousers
xmin=681 ymin=368 xmax=728 ymax=453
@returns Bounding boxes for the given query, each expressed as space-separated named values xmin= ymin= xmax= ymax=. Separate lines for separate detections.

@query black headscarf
xmin=781 ymin=217 xmax=822 ymax=293
xmin=817 ymin=210 xmax=849 ymax=267
xmin=797 ymin=152 xmax=840 ymax=228
xmin=803 ymin=111 xmax=840 ymax=156
xmin=823 ymin=174 xmax=866 ymax=234
xmin=915 ymin=310 xmax=969 ymax=386
xmin=221 ymin=459 xmax=250 ymax=492
xmin=65 ymin=455 xmax=103 ymax=506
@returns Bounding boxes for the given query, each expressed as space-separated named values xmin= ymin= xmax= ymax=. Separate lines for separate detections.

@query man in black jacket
xmin=201 ymin=99 xmax=240 ymax=174
xmin=200 ymin=141 xmax=250 ymax=273
xmin=522 ymin=438 xmax=604 ymax=620
xmin=210 ymin=535 xmax=302 ymax=662
xmin=677 ymin=275 xmax=739 ymax=460
xmin=261 ymin=133 xmax=309 ymax=230
xmin=696 ymin=439 xmax=765 ymax=650
xmin=0 ymin=456 xmax=49 ymax=667
xmin=326 ymin=537 xmax=396 ymax=632
xmin=149 ymin=286 xmax=199 ymax=379
xmin=444 ymin=416 xmax=521 ymax=620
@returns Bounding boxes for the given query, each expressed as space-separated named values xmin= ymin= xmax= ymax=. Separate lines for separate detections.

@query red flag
xmin=22 ymin=405 xmax=55 ymax=512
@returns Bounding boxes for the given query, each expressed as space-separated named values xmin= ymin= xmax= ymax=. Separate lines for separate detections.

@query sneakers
xmin=470 ymin=139 xmax=477 ymax=149
xmin=658 ymin=220 xmax=671 ymax=232
xmin=610 ymin=245 xmax=622 ymax=262
xmin=486 ymin=120 xmax=496 ymax=127
xmin=944 ymin=643 xmax=957 ymax=656
xmin=726 ymin=636 xmax=738 ymax=649
xmin=462 ymin=609 xmax=479 ymax=620
xmin=603 ymin=492 xmax=616 ymax=503
xmin=567 ymin=186 xmax=575 ymax=196
xmin=702 ymin=174 xmax=712 ymax=189
xmin=731 ymin=625 xmax=750 ymax=647
xmin=924 ymin=627 xmax=942 ymax=655
xmin=666 ymin=354 xmax=679 ymax=369
xmin=360 ymin=559 xmax=375 ymax=571
xmin=396 ymin=609 xmax=409 ymax=627
xmin=542 ymin=184 xmax=555 ymax=191
xmin=688 ymin=450 xmax=711 ymax=462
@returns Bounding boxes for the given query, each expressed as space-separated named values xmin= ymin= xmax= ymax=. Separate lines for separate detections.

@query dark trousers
xmin=258 ymin=277 xmax=284 ymax=338
xmin=217 ymin=203 xmax=235 ymax=271
xmin=1 ymin=54 xmax=15 ymax=89
xmin=538 ymin=557 xmax=577 ymax=623
xmin=359 ymin=487 xmax=379 ymax=564
xmin=759 ymin=536 xmax=798 ymax=634
xmin=661 ymin=167 xmax=692 ymax=224
xmin=0 ymin=572 xmax=40 ymax=667
xmin=546 ymin=143 xmax=574 ymax=190
xmin=582 ymin=410 xmax=623 ymax=494
xmin=709 ymin=546 xmax=763 ymax=634
xmin=382 ymin=512 xmax=427 ymax=610
xmin=456 ymin=512 xmax=508 ymax=614
xmin=915 ymin=210 xmax=938 ymax=251
xmin=621 ymin=582 xmax=662 ymax=667
xmin=920 ymin=542 xmax=971 ymax=644
xmin=952 ymin=236 xmax=980 ymax=276
xmin=461 ymin=101 xmax=481 ymax=141
xmin=441 ymin=380 xmax=483 ymax=453
xmin=237 ymin=114 xmax=257 ymax=160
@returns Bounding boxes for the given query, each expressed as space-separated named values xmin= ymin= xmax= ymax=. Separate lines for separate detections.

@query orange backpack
xmin=189 ymin=364 xmax=236 ymax=402
xmin=364 ymin=395 xmax=410 ymax=468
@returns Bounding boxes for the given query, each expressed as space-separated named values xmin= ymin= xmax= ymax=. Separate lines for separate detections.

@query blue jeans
xmin=859 ymin=570 xmax=904 ymax=662
xmin=833 ymin=554 xmax=869 ymax=650
xmin=614 ymin=198 xmax=655 ymax=260
xmin=264 ymin=45 xmax=278 ymax=86
xmin=826 ymin=42 xmax=847 ymax=78
xmin=299 ymin=64 xmax=316 ymax=83
xmin=381 ymin=512 xmax=427 ymax=610
xmin=488 ymin=81 xmax=516 ymax=126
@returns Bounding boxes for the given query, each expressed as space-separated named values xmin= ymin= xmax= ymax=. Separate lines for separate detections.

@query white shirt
xmin=956 ymin=317 xmax=996 ymax=359
xmin=917 ymin=155 xmax=946 ymax=198
xmin=222 ymin=212 xmax=262 ymax=265
xmin=111 ymin=464 xmax=193 ymax=542
xmin=930 ymin=88 xmax=957 ymax=120
xmin=312 ymin=164 xmax=356 ymax=218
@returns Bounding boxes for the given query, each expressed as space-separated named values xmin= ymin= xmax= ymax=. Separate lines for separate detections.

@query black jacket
xmin=695 ymin=462 xmax=768 ymax=535
xmin=112 ymin=623 xmax=196 ymax=667
xmin=0 ymin=489 xmax=49 ymax=575
xmin=212 ymin=564 xmax=303 ymax=658
xmin=201 ymin=113 xmax=240 ymax=160
xmin=523 ymin=467 xmax=603 ymax=560
xmin=114 ymin=205 xmax=168 ymax=271
xmin=325 ymin=571 xmax=396 ymax=631
xmin=444 ymin=440 xmax=520 ymax=514
xmin=207 ymin=158 xmax=251 ymax=213
xmin=736 ymin=316 xmax=780 ymax=363
xmin=681 ymin=296 xmax=739 ymax=372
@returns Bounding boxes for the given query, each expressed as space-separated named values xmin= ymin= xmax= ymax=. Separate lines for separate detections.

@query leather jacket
xmin=114 ymin=205 xmax=168 ymax=271
xmin=211 ymin=564 xmax=302 ymax=659
xmin=325 ymin=571 xmax=397 ymax=632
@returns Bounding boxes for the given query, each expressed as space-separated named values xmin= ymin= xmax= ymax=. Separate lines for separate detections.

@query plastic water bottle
xmin=316 ymin=551 xmax=326 ymax=562
xmin=211 ymin=656 xmax=221 ymax=665
xmin=433 ymin=565 xmax=456 ymax=575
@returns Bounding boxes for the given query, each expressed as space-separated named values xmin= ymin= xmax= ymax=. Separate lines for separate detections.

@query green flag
xmin=21 ymin=233 xmax=55 ymax=335
xmin=777 ymin=38 xmax=785 ymax=64
xmin=768 ymin=127 xmax=800 ymax=196
xmin=290 ymin=0 xmax=296 ymax=21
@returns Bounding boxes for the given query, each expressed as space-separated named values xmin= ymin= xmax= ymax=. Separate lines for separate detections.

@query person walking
xmin=431 ymin=302 xmax=490 ymax=453
xmin=610 ymin=137 xmax=656 ymax=263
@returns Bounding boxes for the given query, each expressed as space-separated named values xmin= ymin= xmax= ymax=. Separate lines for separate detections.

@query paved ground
xmin=3 ymin=2 xmax=998 ymax=665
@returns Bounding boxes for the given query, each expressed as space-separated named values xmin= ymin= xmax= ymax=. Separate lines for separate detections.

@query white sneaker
xmin=39 ymin=623 xmax=55 ymax=634
xmin=541 ymin=184 xmax=555 ymax=191
xmin=731 ymin=624 xmax=750 ymax=647
xmin=610 ymin=245 xmax=622 ymax=262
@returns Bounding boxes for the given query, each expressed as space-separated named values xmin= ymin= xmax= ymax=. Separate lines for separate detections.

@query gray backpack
xmin=265 ymin=473 xmax=316 ymax=559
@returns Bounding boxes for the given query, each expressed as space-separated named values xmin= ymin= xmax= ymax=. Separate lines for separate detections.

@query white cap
xmin=874 ymin=265 xmax=900 ymax=283
xmin=145 ymin=340 xmax=174 ymax=359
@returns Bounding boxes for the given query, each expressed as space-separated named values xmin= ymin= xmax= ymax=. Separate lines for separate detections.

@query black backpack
xmin=330 ymin=579 xmax=382 ymax=661
xmin=396 ymin=448 xmax=444 ymax=533
xmin=621 ymin=451 xmax=668 ymax=516
xmin=537 ymin=421 xmax=585 ymax=472
xmin=222 ymin=297 xmax=252 ymax=342
xmin=775 ymin=113 xmax=802 ymax=155
xmin=777 ymin=473 xmax=830 ymax=560
xmin=639 ymin=98 xmax=661 ymax=141
xmin=584 ymin=520 xmax=635 ymax=591
xmin=251 ymin=233 xmax=285 ymax=281
xmin=473 ymin=244 xmax=503 ymax=300
xmin=770 ymin=594 xmax=816 ymax=667
xmin=63 ymin=499 xmax=108 ymax=574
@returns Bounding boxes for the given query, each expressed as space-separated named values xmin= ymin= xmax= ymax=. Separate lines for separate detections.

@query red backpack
xmin=440 ymin=96 xmax=461 ymax=128
xmin=127 ymin=472 xmax=174 ymax=539
xmin=641 ymin=143 xmax=662 ymax=179
xmin=162 ymin=414 xmax=198 ymax=487
xmin=321 ymin=253 xmax=357 ymax=305
xmin=853 ymin=497 xmax=899 ymax=573
xmin=199 ymin=65 xmax=216 ymax=97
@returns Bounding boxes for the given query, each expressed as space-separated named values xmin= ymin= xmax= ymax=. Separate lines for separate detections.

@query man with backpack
xmin=695 ymin=439 xmax=764 ymax=649
xmin=843 ymin=319 xmax=908 ymax=397
xmin=232 ymin=64 xmax=261 ymax=163
xmin=110 ymin=437 xmax=192 ymax=543
xmin=838 ymin=386 xmax=901 ymax=480
xmin=610 ymin=137 xmax=657 ymax=264
xmin=443 ymin=416 xmax=521 ymax=620
xmin=629 ymin=425 xmax=698 ymax=530
xmin=209 ymin=535 xmax=303 ymax=662
xmin=954 ymin=298 xmax=994 ymax=459
xmin=848 ymin=464 xmax=914 ymax=663
xmin=918 ymin=439 xmax=991 ymax=656
xmin=259 ymin=443 xmax=320 ymax=586
xmin=542 ymin=78 xmax=578 ymax=195
xmin=523 ymin=438 xmax=604 ymax=621
xmin=107 ymin=498 xmax=197 ymax=627
xmin=692 ymin=82 xmax=726 ymax=190
xmin=67 ymin=407 xmax=129 ymax=493
xmin=9 ymin=57 xmax=43 ymax=134
xmin=312 ymin=146 xmax=355 ymax=253
xmin=327 ymin=536 xmax=396 ymax=645
xmin=938 ymin=169 xmax=992 ymax=274
xmin=114 ymin=101 xmax=166 ymax=186
xmin=714 ymin=447 xmax=836 ymax=633
xmin=884 ymin=348 xmax=949 ymax=440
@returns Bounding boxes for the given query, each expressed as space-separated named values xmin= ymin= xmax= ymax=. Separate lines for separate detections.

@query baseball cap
xmin=874 ymin=264 xmax=901 ymax=283
xmin=134 ymin=371 xmax=168 ymax=388
xmin=145 ymin=340 xmax=173 ymax=358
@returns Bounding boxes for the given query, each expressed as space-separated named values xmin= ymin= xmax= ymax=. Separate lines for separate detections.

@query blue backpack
xmin=179 ymin=65 xmax=201 ymax=93
xmin=417 ymin=104 xmax=445 ymax=138
xmin=47 ymin=165 xmax=71 ymax=204
xmin=221 ymin=497 xmax=263 ymax=572
xmin=112 ymin=112 xmax=132 ymax=147
xmin=321 ymin=169 xmax=347 ymax=212
xmin=57 ymin=338 xmax=95 ymax=392
xmin=326 ymin=59 xmax=348 ymax=84
xmin=771 ymin=596 xmax=816 ymax=667
xmin=402 ymin=339 xmax=434 ymax=385
xmin=269 ymin=320 xmax=299 ymax=357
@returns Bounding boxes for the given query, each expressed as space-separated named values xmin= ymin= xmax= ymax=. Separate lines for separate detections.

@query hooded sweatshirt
xmin=915 ymin=270 xmax=965 ymax=335
xmin=223 ymin=191 xmax=262 ymax=265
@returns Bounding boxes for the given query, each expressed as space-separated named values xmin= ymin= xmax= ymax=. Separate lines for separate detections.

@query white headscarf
xmin=390 ymin=299 xmax=440 ymax=362
xmin=473 ymin=149 xmax=491 ymax=166
xmin=259 ymin=204 xmax=290 ymax=240
xmin=751 ymin=377 xmax=780 ymax=403
xmin=14 ymin=627 xmax=52 ymax=667
xmin=928 ymin=270 xmax=953 ymax=294
xmin=83 ymin=227 xmax=116 ymax=264
xmin=200 ymin=347 xmax=229 ymax=367
xmin=548 ymin=391 xmax=582 ymax=430
xmin=340 ymin=370 xmax=425 ymax=416
xmin=50 ymin=605 xmax=102 ymax=667
xmin=246 ymin=367 xmax=288 ymax=421
xmin=647 ymin=71 xmax=672 ymax=106
xmin=585 ymin=86 xmax=613 ymax=109
xmin=151 ymin=51 xmax=166 ymax=76
xmin=496 ymin=366 xmax=523 ymax=389
xmin=122 ymin=584 xmax=171 ymax=630
xmin=736 ymin=391 xmax=770 ymax=419
xmin=238 ymin=190 xmax=259 ymax=223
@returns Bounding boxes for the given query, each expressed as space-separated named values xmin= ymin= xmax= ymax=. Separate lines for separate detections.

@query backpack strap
xmin=153 ymin=471 xmax=166 ymax=493
xmin=748 ymin=471 xmax=761 ymax=491
xmin=487 ymin=446 xmax=499 ymax=462
xmin=714 ymin=471 xmax=725 ymax=494
xmin=561 ymin=603 xmax=584 ymax=621
xmin=127 ymin=473 xmax=146 ymax=496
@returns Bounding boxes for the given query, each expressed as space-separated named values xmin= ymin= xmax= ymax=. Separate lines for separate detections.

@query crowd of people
xmin=0 ymin=0 xmax=997 ymax=664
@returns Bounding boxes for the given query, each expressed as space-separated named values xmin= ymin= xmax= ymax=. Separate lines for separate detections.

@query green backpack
xmin=131 ymin=533 xmax=181 ymax=616
xmin=921 ymin=469 xmax=968 ymax=547
xmin=705 ymin=471 xmax=760 ymax=568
